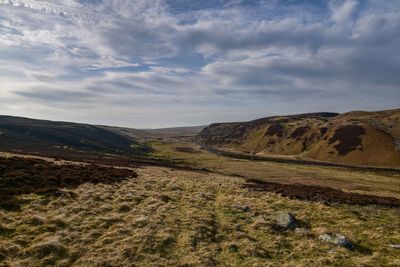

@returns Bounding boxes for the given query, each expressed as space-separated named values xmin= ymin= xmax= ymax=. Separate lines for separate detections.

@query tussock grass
xmin=1 ymin=163 xmax=400 ymax=266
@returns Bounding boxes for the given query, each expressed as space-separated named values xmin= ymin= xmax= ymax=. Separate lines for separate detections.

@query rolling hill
xmin=195 ymin=109 xmax=400 ymax=167
xmin=0 ymin=115 xmax=150 ymax=157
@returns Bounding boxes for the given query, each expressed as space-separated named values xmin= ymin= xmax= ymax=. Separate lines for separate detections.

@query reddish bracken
xmin=290 ymin=126 xmax=310 ymax=139
xmin=243 ymin=179 xmax=400 ymax=208
xmin=329 ymin=125 xmax=366 ymax=155
xmin=265 ymin=124 xmax=284 ymax=137
xmin=0 ymin=157 xmax=137 ymax=210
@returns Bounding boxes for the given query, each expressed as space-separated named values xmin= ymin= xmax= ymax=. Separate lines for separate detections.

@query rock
xmin=328 ymin=249 xmax=337 ymax=254
xmin=275 ymin=212 xmax=299 ymax=230
xmin=234 ymin=205 xmax=251 ymax=212
xmin=389 ymin=244 xmax=400 ymax=249
xmin=242 ymin=206 xmax=251 ymax=212
xmin=318 ymin=233 xmax=353 ymax=250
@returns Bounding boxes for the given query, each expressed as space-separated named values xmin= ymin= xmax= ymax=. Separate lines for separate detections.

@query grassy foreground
xmin=1 ymin=164 xmax=400 ymax=266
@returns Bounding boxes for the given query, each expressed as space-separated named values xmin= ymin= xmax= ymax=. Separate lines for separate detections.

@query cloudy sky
xmin=0 ymin=0 xmax=399 ymax=128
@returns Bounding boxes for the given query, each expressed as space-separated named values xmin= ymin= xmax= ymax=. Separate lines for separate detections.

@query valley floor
xmin=1 ymin=165 xmax=400 ymax=266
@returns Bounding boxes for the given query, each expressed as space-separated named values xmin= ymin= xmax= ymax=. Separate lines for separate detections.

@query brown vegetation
xmin=0 ymin=157 xmax=136 ymax=210
xmin=328 ymin=125 xmax=366 ymax=155
xmin=195 ymin=109 xmax=400 ymax=167
xmin=265 ymin=124 xmax=283 ymax=137
xmin=243 ymin=180 xmax=400 ymax=208
xmin=1 ymin=165 xmax=399 ymax=266
xmin=290 ymin=126 xmax=310 ymax=139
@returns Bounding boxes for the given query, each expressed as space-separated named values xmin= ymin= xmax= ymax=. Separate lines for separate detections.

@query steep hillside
xmin=0 ymin=115 xmax=150 ymax=156
xmin=195 ymin=109 xmax=400 ymax=167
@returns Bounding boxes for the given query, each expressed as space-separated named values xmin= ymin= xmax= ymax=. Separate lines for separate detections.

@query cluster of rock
xmin=318 ymin=233 xmax=353 ymax=250
xmin=236 ymin=206 xmax=355 ymax=250
xmin=274 ymin=211 xmax=354 ymax=249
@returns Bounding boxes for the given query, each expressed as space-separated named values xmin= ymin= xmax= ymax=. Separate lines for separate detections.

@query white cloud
xmin=0 ymin=0 xmax=399 ymax=127
xmin=329 ymin=0 xmax=358 ymax=23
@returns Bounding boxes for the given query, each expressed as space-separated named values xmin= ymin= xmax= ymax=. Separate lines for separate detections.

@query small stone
xmin=242 ymin=206 xmax=251 ymax=212
xmin=328 ymin=249 xmax=337 ymax=254
xmin=389 ymin=244 xmax=400 ymax=249
xmin=234 ymin=205 xmax=251 ymax=212
xmin=275 ymin=212 xmax=299 ymax=230
xmin=318 ymin=233 xmax=353 ymax=250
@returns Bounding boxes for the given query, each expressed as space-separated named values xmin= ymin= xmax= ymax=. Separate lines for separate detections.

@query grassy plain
xmin=149 ymin=140 xmax=400 ymax=199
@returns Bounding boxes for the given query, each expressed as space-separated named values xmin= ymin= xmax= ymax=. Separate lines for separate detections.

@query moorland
xmin=1 ymin=110 xmax=400 ymax=266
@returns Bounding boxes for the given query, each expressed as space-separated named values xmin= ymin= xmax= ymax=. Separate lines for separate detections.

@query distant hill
xmin=195 ymin=109 xmax=400 ymax=167
xmin=100 ymin=125 xmax=206 ymax=142
xmin=0 ymin=115 xmax=151 ymax=156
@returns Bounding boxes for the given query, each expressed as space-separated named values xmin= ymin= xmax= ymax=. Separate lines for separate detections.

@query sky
xmin=0 ymin=0 xmax=399 ymax=128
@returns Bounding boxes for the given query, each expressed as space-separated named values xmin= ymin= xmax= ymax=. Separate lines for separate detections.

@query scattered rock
xmin=234 ymin=205 xmax=251 ymax=212
xmin=328 ymin=249 xmax=337 ymax=254
xmin=274 ymin=212 xmax=299 ymax=230
xmin=389 ymin=244 xmax=400 ymax=249
xmin=318 ymin=233 xmax=353 ymax=250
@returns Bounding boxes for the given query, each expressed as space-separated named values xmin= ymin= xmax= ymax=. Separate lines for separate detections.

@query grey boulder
xmin=318 ymin=233 xmax=353 ymax=250
xmin=275 ymin=212 xmax=299 ymax=230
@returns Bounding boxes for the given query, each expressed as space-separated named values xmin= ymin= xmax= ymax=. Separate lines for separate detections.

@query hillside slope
xmin=195 ymin=109 xmax=400 ymax=167
xmin=100 ymin=125 xmax=205 ymax=142
xmin=0 ymin=115 xmax=150 ymax=156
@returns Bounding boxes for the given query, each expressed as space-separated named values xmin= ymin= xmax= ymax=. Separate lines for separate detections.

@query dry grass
xmin=1 ymin=164 xmax=400 ymax=266
xmin=149 ymin=141 xmax=400 ymax=199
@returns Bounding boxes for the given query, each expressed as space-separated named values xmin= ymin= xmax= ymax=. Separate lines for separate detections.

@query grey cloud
xmin=13 ymin=89 xmax=97 ymax=102
xmin=0 ymin=0 xmax=399 ymax=128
